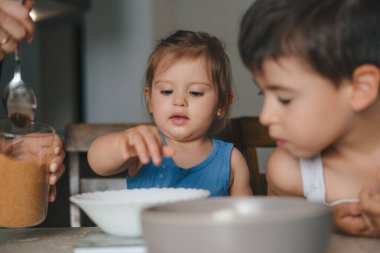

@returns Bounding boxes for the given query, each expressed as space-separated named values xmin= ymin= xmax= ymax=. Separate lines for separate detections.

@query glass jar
xmin=0 ymin=119 xmax=55 ymax=227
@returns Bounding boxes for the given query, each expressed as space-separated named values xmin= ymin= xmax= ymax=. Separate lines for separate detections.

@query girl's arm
xmin=229 ymin=147 xmax=253 ymax=196
xmin=87 ymin=125 xmax=174 ymax=176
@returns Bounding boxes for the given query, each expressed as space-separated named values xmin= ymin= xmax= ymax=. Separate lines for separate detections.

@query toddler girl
xmin=88 ymin=30 xmax=252 ymax=196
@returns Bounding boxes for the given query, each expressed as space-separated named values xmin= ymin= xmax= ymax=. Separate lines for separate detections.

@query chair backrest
xmin=217 ymin=117 xmax=275 ymax=195
xmin=66 ymin=117 xmax=275 ymax=227
xmin=239 ymin=117 xmax=276 ymax=194
xmin=66 ymin=123 xmax=142 ymax=227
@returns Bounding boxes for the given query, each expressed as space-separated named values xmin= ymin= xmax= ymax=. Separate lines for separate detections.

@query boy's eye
xmin=278 ymin=97 xmax=291 ymax=105
xmin=257 ymin=90 xmax=263 ymax=96
xmin=189 ymin=91 xmax=204 ymax=97
xmin=161 ymin=90 xmax=173 ymax=95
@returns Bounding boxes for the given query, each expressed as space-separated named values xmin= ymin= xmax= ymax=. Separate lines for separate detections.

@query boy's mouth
xmin=274 ymin=138 xmax=287 ymax=147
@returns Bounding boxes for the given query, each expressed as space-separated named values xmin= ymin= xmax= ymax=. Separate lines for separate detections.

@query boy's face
xmin=254 ymin=57 xmax=352 ymax=158
xmin=146 ymin=56 xmax=219 ymax=142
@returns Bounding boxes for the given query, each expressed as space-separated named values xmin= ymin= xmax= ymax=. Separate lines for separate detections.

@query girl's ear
xmin=216 ymin=108 xmax=224 ymax=118
xmin=144 ymin=86 xmax=153 ymax=113
xmin=350 ymin=64 xmax=380 ymax=111
xmin=216 ymin=94 xmax=234 ymax=118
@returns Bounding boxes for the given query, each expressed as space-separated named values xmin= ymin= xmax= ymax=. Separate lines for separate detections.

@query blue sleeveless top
xmin=126 ymin=138 xmax=233 ymax=196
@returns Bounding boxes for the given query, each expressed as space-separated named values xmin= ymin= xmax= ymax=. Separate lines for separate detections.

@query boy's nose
xmin=259 ymin=102 xmax=275 ymax=126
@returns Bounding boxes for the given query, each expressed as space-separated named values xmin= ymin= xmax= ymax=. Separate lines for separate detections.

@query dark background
xmin=0 ymin=0 xmax=90 ymax=227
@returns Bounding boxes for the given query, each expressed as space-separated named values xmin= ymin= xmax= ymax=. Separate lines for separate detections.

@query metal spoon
xmin=2 ymin=8 xmax=37 ymax=128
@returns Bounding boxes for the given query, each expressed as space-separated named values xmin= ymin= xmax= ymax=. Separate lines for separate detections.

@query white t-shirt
xmin=300 ymin=155 xmax=358 ymax=206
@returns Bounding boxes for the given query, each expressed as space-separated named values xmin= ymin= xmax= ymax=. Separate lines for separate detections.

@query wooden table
xmin=1 ymin=227 xmax=379 ymax=253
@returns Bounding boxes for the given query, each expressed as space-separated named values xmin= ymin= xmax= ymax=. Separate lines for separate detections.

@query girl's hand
xmin=0 ymin=0 xmax=35 ymax=59
xmin=118 ymin=125 xmax=174 ymax=166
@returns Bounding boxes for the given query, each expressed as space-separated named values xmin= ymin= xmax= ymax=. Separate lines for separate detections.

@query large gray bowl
xmin=141 ymin=197 xmax=332 ymax=253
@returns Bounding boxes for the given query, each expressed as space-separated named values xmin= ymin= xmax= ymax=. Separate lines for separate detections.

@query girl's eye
xmin=161 ymin=90 xmax=173 ymax=95
xmin=257 ymin=90 xmax=263 ymax=96
xmin=189 ymin=91 xmax=204 ymax=97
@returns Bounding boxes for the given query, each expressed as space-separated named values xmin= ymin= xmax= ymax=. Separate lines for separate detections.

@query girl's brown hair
xmin=144 ymin=30 xmax=233 ymax=135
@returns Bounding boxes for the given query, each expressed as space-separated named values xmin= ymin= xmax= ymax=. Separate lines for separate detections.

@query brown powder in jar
xmin=0 ymin=153 xmax=49 ymax=227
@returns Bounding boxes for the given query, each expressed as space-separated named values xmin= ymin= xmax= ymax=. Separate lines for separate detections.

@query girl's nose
xmin=173 ymin=92 xmax=187 ymax=107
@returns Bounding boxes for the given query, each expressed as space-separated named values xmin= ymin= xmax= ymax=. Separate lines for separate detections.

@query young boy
xmin=238 ymin=0 xmax=380 ymax=237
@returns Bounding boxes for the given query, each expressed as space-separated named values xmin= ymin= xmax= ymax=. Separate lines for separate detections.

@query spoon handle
xmin=14 ymin=47 xmax=20 ymax=64
xmin=15 ymin=0 xmax=24 ymax=67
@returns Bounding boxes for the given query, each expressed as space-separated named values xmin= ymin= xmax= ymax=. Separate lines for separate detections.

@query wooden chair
xmin=65 ymin=117 xmax=275 ymax=227
xmin=238 ymin=117 xmax=276 ymax=195
xmin=218 ymin=117 xmax=275 ymax=195
xmin=66 ymin=123 xmax=142 ymax=227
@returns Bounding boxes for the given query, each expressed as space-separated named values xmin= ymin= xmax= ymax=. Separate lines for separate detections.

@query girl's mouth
xmin=170 ymin=115 xmax=189 ymax=125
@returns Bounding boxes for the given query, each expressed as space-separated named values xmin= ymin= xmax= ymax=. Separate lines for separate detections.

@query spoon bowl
xmin=2 ymin=47 xmax=37 ymax=128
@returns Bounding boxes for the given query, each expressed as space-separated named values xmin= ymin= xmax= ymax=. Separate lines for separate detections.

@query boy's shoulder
xmin=266 ymin=148 xmax=303 ymax=196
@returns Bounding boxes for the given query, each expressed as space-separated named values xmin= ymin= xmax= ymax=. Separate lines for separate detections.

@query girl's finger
xmin=143 ymin=128 xmax=163 ymax=166
xmin=129 ymin=134 xmax=150 ymax=164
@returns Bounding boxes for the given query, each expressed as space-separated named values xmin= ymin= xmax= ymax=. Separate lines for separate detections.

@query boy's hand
xmin=332 ymin=201 xmax=367 ymax=236
xmin=359 ymin=186 xmax=380 ymax=237
xmin=332 ymin=177 xmax=380 ymax=238
xmin=119 ymin=125 xmax=174 ymax=166
xmin=0 ymin=0 xmax=35 ymax=59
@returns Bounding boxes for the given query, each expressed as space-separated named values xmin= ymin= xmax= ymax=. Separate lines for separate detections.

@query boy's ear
xmin=144 ymin=86 xmax=153 ymax=113
xmin=349 ymin=64 xmax=380 ymax=111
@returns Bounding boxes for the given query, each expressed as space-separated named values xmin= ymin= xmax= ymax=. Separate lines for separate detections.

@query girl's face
xmin=255 ymin=57 xmax=353 ymax=158
xmin=146 ymin=56 xmax=220 ymax=142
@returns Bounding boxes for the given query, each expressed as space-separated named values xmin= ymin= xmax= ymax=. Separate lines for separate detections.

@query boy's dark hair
xmin=145 ymin=30 xmax=233 ymax=135
xmin=238 ymin=0 xmax=380 ymax=84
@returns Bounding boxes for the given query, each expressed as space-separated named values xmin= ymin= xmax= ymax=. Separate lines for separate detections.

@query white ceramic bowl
xmin=70 ymin=188 xmax=210 ymax=237
xmin=142 ymin=197 xmax=332 ymax=253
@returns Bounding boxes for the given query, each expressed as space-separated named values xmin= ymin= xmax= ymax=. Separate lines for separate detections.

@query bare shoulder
xmin=229 ymin=147 xmax=252 ymax=196
xmin=266 ymin=148 xmax=303 ymax=197
xmin=230 ymin=147 xmax=247 ymax=168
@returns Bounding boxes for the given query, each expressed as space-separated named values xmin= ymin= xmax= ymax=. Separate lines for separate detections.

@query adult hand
xmin=22 ymin=133 xmax=66 ymax=203
xmin=0 ymin=0 xmax=35 ymax=60
xmin=0 ymin=131 xmax=65 ymax=202
xmin=47 ymin=134 xmax=65 ymax=202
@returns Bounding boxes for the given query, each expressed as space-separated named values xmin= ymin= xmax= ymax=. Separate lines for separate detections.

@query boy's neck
xmin=326 ymin=102 xmax=380 ymax=157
